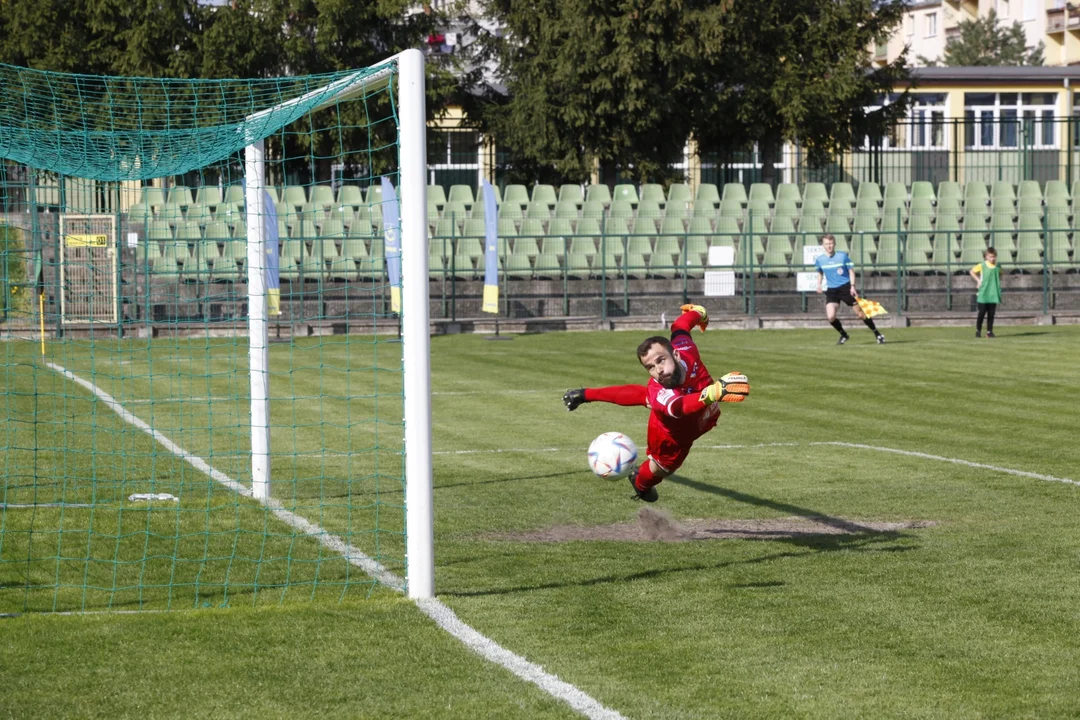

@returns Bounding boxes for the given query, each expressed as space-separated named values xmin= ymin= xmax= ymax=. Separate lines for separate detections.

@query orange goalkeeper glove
xmin=679 ymin=303 xmax=709 ymax=331
xmin=699 ymin=371 xmax=750 ymax=404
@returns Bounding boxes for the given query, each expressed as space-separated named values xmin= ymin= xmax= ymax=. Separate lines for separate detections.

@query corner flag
xmin=856 ymin=296 xmax=888 ymax=319
xmin=481 ymin=180 xmax=499 ymax=314
xmin=381 ymin=177 xmax=402 ymax=313
xmin=263 ymin=190 xmax=281 ymax=316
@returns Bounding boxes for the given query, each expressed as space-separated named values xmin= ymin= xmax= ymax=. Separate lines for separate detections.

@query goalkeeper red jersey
xmin=645 ymin=323 xmax=719 ymax=441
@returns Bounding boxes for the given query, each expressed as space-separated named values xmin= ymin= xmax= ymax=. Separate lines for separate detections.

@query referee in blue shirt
xmin=815 ymin=234 xmax=885 ymax=345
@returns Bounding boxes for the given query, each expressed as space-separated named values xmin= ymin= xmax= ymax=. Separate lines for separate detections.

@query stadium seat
xmin=628 ymin=219 xmax=656 ymax=249
xmin=910 ymin=181 xmax=936 ymax=202
xmin=882 ymin=196 xmax=907 ymax=220
xmin=857 ymin=182 xmax=882 ymax=204
xmin=936 ymin=197 xmax=963 ymax=225
xmin=774 ymin=198 xmax=799 ymax=221
xmin=694 ymin=183 xmax=720 ymax=208
xmin=776 ymin=183 xmax=801 ymax=205
xmin=640 ymin=183 xmax=666 ymax=206
xmin=502 ymin=184 xmax=529 ymax=206
xmin=910 ymin=197 xmax=935 ymax=216
xmin=545 ymin=219 xmax=574 ymax=254
xmin=852 ymin=214 xmax=879 ymax=236
xmin=1015 ymin=214 xmax=1043 ymax=267
xmin=127 ymin=202 xmax=152 ymax=225
xmin=1017 ymin=196 xmax=1042 ymax=214
xmin=830 ymin=182 xmax=855 ymax=206
xmin=935 ymin=214 xmax=962 ymax=256
xmin=448 ymin=184 xmax=476 ymax=206
xmin=309 ymin=185 xmax=335 ymax=209
xmin=770 ymin=215 xmax=797 ymax=245
xmin=525 ymin=201 xmax=551 ymax=219
xmin=140 ymin=186 xmax=166 ymax=209
xmin=576 ymin=217 xmax=602 ymax=242
xmin=959 ymin=237 xmax=988 ymax=267
xmin=850 ymin=231 xmax=875 ymax=269
xmin=874 ymin=232 xmax=899 ymax=273
xmin=153 ymin=252 xmax=180 ymax=281
xmin=533 ymin=251 xmax=562 ymax=280
xmin=496 ymin=218 xmax=518 ymax=239
xmin=554 ymin=201 xmax=580 ymax=219
xmin=667 ymin=183 xmax=692 ymax=206
xmin=884 ymin=182 xmax=908 ymax=202
xmin=1018 ymin=180 xmax=1042 ymax=199
xmin=1047 ymin=225 xmax=1072 ymax=271
xmin=283 ymin=186 xmax=308 ymax=211
xmin=721 ymin=183 xmax=748 ymax=205
xmin=518 ymin=220 xmax=544 ymax=249
xmin=624 ymin=250 xmax=650 ymax=279
xmin=965 ymin=181 xmax=990 ymax=207
xmin=802 ymin=182 xmax=828 ymax=206
xmin=558 ymin=184 xmax=584 ymax=206
xmin=498 ymin=202 xmax=523 ymax=219
xmin=582 ymin=200 xmax=606 ymax=219
xmin=991 ymin=181 xmax=1016 ymax=203
xmin=906 ymin=214 xmax=935 ymax=267
xmin=760 ymin=241 xmax=790 ymax=277
xmin=565 ymin=249 xmax=593 ymax=278
xmin=427 ymin=184 xmax=447 ymax=208
xmin=203 ymin=220 xmax=230 ymax=243
xmin=613 ymin=184 xmax=639 ymax=205
xmin=855 ymin=197 xmax=881 ymax=218
xmin=637 ymin=200 xmax=663 ymax=220
xmin=504 ymin=250 xmax=534 ymax=280
xmin=989 ymin=210 xmax=1016 ymax=252
xmin=746 ymin=198 xmax=771 ymax=218
xmin=585 ymin=184 xmax=612 ymax=205
xmin=609 ymin=200 xmax=635 ymax=221
xmin=800 ymin=199 xmax=827 ymax=233
xmin=720 ymin=198 xmax=744 ymax=219
xmin=196 ymin=186 xmax=222 ymax=208
xmin=168 ymin=186 xmax=194 ymax=208
xmin=714 ymin=217 xmax=740 ymax=247
xmin=748 ymin=183 xmax=775 ymax=206
xmin=532 ymin=184 xmax=558 ymax=207
xmin=665 ymin=200 xmax=692 ymax=219
xmin=1045 ymin=180 xmax=1069 ymax=202
xmin=828 ymin=200 xmax=854 ymax=221
xmin=937 ymin=181 xmax=962 ymax=202
xmin=223 ymin=185 xmax=246 ymax=205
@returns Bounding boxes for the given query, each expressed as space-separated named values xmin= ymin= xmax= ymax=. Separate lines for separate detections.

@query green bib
xmin=977 ymin=262 xmax=1001 ymax=304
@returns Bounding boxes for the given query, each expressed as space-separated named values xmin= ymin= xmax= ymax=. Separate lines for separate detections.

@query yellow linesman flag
xmin=856 ymin=296 xmax=888 ymax=319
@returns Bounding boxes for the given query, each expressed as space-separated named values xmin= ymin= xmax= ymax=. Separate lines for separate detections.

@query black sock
xmin=863 ymin=318 xmax=878 ymax=334
xmin=830 ymin=319 xmax=846 ymax=336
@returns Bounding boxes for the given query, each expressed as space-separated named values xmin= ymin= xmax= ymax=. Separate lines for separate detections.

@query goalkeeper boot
xmin=563 ymin=388 xmax=586 ymax=411
xmin=876 ymin=334 xmax=886 ymax=344
xmin=628 ymin=473 xmax=659 ymax=503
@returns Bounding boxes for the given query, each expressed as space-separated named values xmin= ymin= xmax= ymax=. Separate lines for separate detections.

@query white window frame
xmin=926 ymin=12 xmax=938 ymax=38
xmin=862 ymin=95 xmax=948 ymax=151
xmin=964 ymin=93 xmax=1058 ymax=150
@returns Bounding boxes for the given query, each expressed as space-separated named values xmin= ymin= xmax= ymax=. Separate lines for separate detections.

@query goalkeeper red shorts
xmin=646 ymin=412 xmax=718 ymax=473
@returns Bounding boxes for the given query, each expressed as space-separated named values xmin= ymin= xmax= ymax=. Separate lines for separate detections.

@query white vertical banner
xmin=398 ymin=49 xmax=434 ymax=600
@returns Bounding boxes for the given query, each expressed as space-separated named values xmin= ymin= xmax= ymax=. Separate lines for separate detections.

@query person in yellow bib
xmin=969 ymin=247 xmax=1002 ymax=338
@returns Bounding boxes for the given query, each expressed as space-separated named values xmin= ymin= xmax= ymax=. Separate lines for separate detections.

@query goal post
xmin=0 ymin=50 xmax=434 ymax=610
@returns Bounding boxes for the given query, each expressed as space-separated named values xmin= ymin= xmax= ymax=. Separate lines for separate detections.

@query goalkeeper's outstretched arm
xmin=563 ymin=385 xmax=647 ymax=411
xmin=672 ymin=304 xmax=708 ymax=340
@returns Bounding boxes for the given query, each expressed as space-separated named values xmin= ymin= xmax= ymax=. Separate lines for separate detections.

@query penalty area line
xmin=45 ymin=361 xmax=626 ymax=720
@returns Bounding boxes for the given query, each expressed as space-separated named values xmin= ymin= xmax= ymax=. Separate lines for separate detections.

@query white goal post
xmin=242 ymin=48 xmax=434 ymax=599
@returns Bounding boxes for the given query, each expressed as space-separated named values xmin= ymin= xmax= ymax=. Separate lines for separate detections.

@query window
xmin=926 ymin=13 xmax=937 ymax=37
xmin=965 ymin=92 xmax=1058 ymax=149
xmin=1023 ymin=0 xmax=1037 ymax=21
xmin=997 ymin=0 xmax=1010 ymax=18
xmin=869 ymin=93 xmax=947 ymax=150
xmin=907 ymin=14 xmax=914 ymax=36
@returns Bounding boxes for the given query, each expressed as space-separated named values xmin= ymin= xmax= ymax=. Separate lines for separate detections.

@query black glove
xmin=563 ymin=388 xmax=586 ymax=412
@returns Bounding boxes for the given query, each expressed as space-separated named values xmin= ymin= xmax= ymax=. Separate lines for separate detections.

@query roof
xmin=906 ymin=66 xmax=1080 ymax=86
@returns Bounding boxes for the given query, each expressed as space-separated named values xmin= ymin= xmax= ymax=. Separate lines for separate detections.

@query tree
xmin=466 ymin=0 xmax=727 ymax=185
xmin=927 ymin=9 xmax=1044 ymax=67
xmin=465 ymin=0 xmax=910 ymax=187
xmin=695 ymin=0 xmax=911 ymax=187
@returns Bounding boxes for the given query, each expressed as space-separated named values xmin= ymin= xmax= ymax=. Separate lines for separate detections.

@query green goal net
xmin=0 ymin=52 xmax=433 ymax=613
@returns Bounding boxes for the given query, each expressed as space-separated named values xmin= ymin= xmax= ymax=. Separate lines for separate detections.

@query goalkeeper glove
xmin=679 ymin=303 xmax=709 ymax=331
xmin=563 ymin=388 xmax=586 ymax=412
xmin=699 ymin=371 xmax=750 ymax=404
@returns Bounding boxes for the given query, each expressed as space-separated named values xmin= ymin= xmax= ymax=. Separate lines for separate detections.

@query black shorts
xmin=825 ymin=284 xmax=855 ymax=306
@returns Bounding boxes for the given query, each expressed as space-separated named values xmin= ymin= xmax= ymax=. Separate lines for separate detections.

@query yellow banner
xmin=482 ymin=284 xmax=499 ymax=314
xmin=390 ymin=286 xmax=401 ymax=314
xmin=66 ymin=234 xmax=109 ymax=247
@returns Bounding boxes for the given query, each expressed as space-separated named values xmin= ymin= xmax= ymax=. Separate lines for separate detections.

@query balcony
xmin=1048 ymin=7 xmax=1065 ymax=33
xmin=945 ymin=26 xmax=960 ymax=42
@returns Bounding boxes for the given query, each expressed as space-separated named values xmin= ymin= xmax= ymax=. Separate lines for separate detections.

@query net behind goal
xmin=0 ymin=50 xmax=432 ymax=613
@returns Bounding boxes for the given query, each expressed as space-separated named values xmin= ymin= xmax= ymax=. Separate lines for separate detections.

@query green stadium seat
xmin=565 ymin=249 xmax=592 ymax=278
xmin=553 ymin=200 xmax=579 ymax=219
xmin=498 ymin=202 xmax=523 ymax=220
xmin=581 ymin=200 xmax=605 ymax=219
xmin=222 ymin=185 xmax=246 ymax=206
xmin=748 ymin=183 xmax=775 ymax=205
xmin=1016 ymin=215 xmax=1043 ymax=266
xmin=341 ymin=237 xmax=369 ymax=262
xmin=830 ymin=182 xmax=855 ymax=206
xmin=1015 ymin=241 xmax=1043 ymax=272
xmin=760 ymin=241 xmax=791 ymax=277
xmin=857 ymin=182 xmax=882 ymax=203
xmin=545 ymin=219 xmax=574 ymax=254
xmin=936 ymin=197 xmax=963 ymax=225
xmin=802 ymin=182 xmax=828 ymax=205
xmin=884 ymin=182 xmax=908 ymax=201
xmin=720 ymin=198 xmax=744 ymax=219
xmin=349 ymin=218 xmax=374 ymax=238
xmin=937 ymin=181 xmax=962 ymax=202
xmin=774 ymin=197 xmax=799 ymax=221
xmin=959 ymin=237 xmax=988 ymax=268
xmin=496 ymin=218 xmax=518 ymax=239
xmin=613 ymin=184 xmax=639 ymax=205
xmin=989 ymin=211 xmax=1016 ymax=252
xmin=906 ymin=214 xmax=935 ymax=266
xmin=668 ymin=183 xmax=692 ymax=205
xmin=910 ymin=197 xmax=935 ymax=216
xmin=609 ymin=200 xmax=635 ymax=221
xmin=283 ymin=186 xmax=308 ymax=211
xmin=525 ymin=201 xmax=551 ymax=219
xmin=127 ymin=202 xmax=152 ymax=225
xmin=746 ymin=198 xmax=770 ymax=217
xmin=882 ymin=196 xmax=907 ymax=220
xmin=1045 ymin=180 xmax=1069 ymax=201
xmin=1047 ymin=226 xmax=1072 ymax=271
xmin=659 ymin=216 xmax=686 ymax=236
xmin=852 ymin=215 xmax=879 ymax=236
xmin=991 ymin=181 xmax=1016 ymax=202
xmin=558 ymin=184 xmax=583 ymax=206
xmin=427 ymin=184 xmax=447 ymax=208
xmin=640 ymin=183 xmax=666 ymax=206
xmin=504 ymin=250 xmax=534 ymax=280
xmin=694 ymin=183 xmax=720 ymax=207
xmin=1017 ymin=196 xmax=1042 ymax=215
xmin=800 ymin=198 xmax=827 ymax=233
xmin=935 ymin=214 xmax=962 ymax=256
xmin=714 ymin=217 xmax=740 ymax=247
xmin=828 ymin=200 xmax=854 ymax=221
xmin=776 ymin=183 xmax=801 ymax=205
xmin=168 ymin=186 xmax=194 ymax=207
xmin=196 ymin=186 xmax=222 ymax=208
xmin=637 ymin=200 xmax=663 ymax=220
xmin=928 ymin=237 xmax=957 ymax=273
xmin=585 ymin=184 xmax=612 ymax=205
xmin=532 ymin=184 xmax=558 ymax=207
xmin=722 ymin=183 xmax=748 ymax=205
xmin=965 ymin=181 xmax=990 ymax=206
xmin=665 ymin=200 xmax=692 ymax=219
xmin=203 ymin=220 xmax=230 ymax=243
xmin=140 ymin=186 xmax=166 ymax=209
xmin=626 ymin=228 xmax=653 ymax=255
xmin=910 ymin=181 xmax=936 ymax=202
xmin=1018 ymin=180 xmax=1042 ymax=199
xmin=518 ymin=219 xmax=544 ymax=245
xmin=576 ymin=217 xmax=602 ymax=242
xmin=855 ymin=197 xmax=881 ymax=217
xmin=500 ymin=185 xmax=528 ymax=207
xmin=309 ymin=185 xmax=334 ymax=209
xmin=875 ymin=232 xmax=899 ymax=273
xmin=153 ymin=252 xmax=180 ymax=281
xmin=533 ymin=251 xmax=562 ymax=279
xmin=448 ymin=184 xmax=476 ymax=206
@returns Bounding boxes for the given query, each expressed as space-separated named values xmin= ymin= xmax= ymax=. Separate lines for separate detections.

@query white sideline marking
xmin=812 ymin=441 xmax=1080 ymax=487
xmin=46 ymin=362 xmax=626 ymax=720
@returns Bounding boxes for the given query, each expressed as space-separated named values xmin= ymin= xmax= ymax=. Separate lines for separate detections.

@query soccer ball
xmin=587 ymin=432 xmax=638 ymax=479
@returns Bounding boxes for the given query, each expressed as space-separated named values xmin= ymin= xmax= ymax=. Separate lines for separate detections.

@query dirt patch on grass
xmin=489 ymin=507 xmax=936 ymax=543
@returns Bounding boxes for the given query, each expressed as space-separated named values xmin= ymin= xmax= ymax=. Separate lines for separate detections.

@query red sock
xmin=634 ymin=462 xmax=661 ymax=491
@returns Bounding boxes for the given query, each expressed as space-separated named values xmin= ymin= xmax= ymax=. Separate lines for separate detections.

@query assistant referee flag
xmin=856 ymin=296 xmax=888 ymax=319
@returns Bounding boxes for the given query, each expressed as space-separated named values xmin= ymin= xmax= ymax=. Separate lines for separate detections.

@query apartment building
xmin=876 ymin=0 xmax=1072 ymax=67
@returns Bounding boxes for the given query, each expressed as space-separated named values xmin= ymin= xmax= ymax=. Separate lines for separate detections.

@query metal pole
xmin=244 ymin=140 xmax=271 ymax=501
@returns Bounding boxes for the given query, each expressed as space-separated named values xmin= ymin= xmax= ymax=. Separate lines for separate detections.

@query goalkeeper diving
xmin=563 ymin=304 xmax=749 ymax=502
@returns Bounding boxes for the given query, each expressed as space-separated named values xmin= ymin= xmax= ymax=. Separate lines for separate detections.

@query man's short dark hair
xmin=637 ymin=336 xmax=673 ymax=360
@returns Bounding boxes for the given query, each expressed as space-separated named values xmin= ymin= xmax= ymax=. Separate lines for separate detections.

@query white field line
xmin=45 ymin=362 xmax=626 ymax=720
xmin=812 ymin=441 xmax=1080 ymax=487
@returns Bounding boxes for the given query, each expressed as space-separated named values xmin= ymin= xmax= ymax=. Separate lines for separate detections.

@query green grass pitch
xmin=3 ymin=324 xmax=1080 ymax=718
